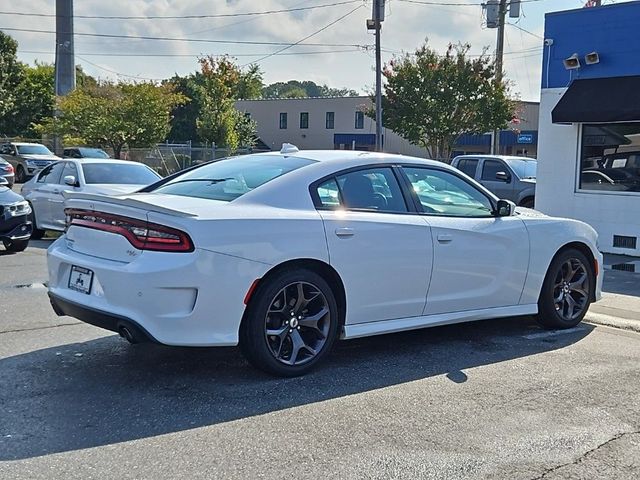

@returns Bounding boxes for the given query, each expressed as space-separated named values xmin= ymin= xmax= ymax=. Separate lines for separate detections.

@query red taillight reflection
xmin=65 ymin=209 xmax=194 ymax=253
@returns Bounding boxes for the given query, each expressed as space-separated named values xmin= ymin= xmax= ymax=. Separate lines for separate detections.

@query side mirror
xmin=63 ymin=175 xmax=78 ymax=187
xmin=495 ymin=171 xmax=511 ymax=182
xmin=495 ymin=199 xmax=516 ymax=217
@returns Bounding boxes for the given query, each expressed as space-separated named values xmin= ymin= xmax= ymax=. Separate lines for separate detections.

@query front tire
xmin=535 ymin=248 xmax=594 ymax=329
xmin=16 ymin=165 xmax=27 ymax=184
xmin=240 ymin=268 xmax=340 ymax=377
xmin=3 ymin=239 xmax=29 ymax=252
xmin=519 ymin=197 xmax=535 ymax=209
xmin=28 ymin=206 xmax=46 ymax=240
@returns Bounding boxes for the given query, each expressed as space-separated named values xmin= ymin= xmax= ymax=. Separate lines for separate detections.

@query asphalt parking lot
xmin=1 ymin=239 xmax=639 ymax=479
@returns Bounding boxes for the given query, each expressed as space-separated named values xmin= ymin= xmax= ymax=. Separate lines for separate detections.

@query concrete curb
xmin=585 ymin=312 xmax=640 ymax=334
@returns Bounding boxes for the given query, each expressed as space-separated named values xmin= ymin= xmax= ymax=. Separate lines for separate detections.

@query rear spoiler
xmin=62 ymin=191 xmax=198 ymax=218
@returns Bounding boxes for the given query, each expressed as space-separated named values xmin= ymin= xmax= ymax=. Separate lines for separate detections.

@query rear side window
xmin=315 ymin=167 xmax=407 ymax=213
xmin=457 ymin=159 xmax=478 ymax=178
xmin=153 ymin=155 xmax=316 ymax=202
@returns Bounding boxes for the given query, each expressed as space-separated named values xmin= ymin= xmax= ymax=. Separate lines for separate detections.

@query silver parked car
xmin=0 ymin=142 xmax=62 ymax=183
xmin=451 ymin=155 xmax=537 ymax=208
xmin=21 ymin=158 xmax=162 ymax=238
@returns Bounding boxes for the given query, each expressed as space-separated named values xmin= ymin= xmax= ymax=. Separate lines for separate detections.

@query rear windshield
xmin=83 ymin=163 xmax=161 ymax=185
xmin=17 ymin=145 xmax=53 ymax=155
xmin=151 ymin=154 xmax=316 ymax=202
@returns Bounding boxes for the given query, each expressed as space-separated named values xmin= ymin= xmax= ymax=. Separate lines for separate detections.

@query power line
xmin=20 ymin=48 xmax=364 ymax=58
xmin=396 ymin=0 xmax=550 ymax=6
xmin=0 ymin=1 xmax=362 ymax=20
xmin=0 ymin=26 xmax=367 ymax=48
xmin=243 ymin=4 xmax=364 ymax=67
xmin=507 ymin=22 xmax=543 ymax=40
xmin=76 ymin=55 xmax=161 ymax=81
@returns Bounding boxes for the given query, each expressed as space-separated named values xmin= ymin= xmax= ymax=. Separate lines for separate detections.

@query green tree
xmin=0 ymin=32 xmax=24 ymax=129
xmin=379 ymin=42 xmax=516 ymax=160
xmin=37 ymin=82 xmax=186 ymax=159
xmin=262 ymin=80 xmax=358 ymax=98
xmin=195 ymin=56 xmax=258 ymax=150
xmin=4 ymin=62 xmax=55 ymax=137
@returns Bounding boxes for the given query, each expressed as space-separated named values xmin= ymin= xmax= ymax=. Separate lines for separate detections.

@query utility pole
xmin=371 ymin=0 xmax=385 ymax=152
xmin=490 ymin=0 xmax=507 ymax=155
xmin=55 ymin=0 xmax=75 ymax=96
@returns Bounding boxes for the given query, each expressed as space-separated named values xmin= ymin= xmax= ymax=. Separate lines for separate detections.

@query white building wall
xmin=236 ymin=97 xmax=430 ymax=158
xmin=537 ymin=89 xmax=640 ymax=255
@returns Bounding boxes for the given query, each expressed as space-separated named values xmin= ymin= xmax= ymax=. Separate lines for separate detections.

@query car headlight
xmin=5 ymin=201 xmax=31 ymax=217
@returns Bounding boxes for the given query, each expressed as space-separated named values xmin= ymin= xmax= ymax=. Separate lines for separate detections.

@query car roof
xmin=67 ymin=158 xmax=141 ymax=165
xmin=453 ymin=154 xmax=536 ymax=162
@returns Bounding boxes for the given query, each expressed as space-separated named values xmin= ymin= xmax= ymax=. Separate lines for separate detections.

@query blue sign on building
xmin=517 ymin=133 xmax=534 ymax=144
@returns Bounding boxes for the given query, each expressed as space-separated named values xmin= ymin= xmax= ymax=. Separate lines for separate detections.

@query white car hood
xmin=21 ymin=154 xmax=61 ymax=161
xmin=515 ymin=206 xmax=548 ymax=218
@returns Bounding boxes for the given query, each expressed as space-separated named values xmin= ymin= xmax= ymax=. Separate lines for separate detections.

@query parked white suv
xmin=0 ymin=142 xmax=62 ymax=183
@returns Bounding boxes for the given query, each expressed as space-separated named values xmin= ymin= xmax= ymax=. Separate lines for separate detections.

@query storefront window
xmin=580 ymin=123 xmax=640 ymax=193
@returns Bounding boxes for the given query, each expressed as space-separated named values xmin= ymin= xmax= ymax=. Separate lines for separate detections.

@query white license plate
xmin=68 ymin=266 xmax=94 ymax=294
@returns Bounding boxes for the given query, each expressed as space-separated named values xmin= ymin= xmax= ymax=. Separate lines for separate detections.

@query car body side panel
xmin=517 ymin=213 xmax=603 ymax=305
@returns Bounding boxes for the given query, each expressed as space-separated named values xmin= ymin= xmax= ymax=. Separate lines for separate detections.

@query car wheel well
xmin=519 ymin=196 xmax=535 ymax=207
xmin=246 ymin=259 xmax=346 ymax=328
xmin=551 ymin=242 xmax=597 ymax=301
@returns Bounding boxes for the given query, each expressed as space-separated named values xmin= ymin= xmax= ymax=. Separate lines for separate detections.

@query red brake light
xmin=65 ymin=209 xmax=194 ymax=253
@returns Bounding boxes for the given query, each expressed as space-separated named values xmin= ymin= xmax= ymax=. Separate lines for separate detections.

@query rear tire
xmin=3 ymin=239 xmax=29 ymax=252
xmin=239 ymin=268 xmax=340 ymax=377
xmin=535 ymin=248 xmax=594 ymax=329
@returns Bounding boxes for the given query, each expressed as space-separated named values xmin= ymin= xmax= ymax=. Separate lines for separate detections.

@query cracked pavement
xmin=1 ymin=240 xmax=639 ymax=479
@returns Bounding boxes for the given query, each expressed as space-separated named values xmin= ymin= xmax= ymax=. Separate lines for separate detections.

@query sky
xmin=1 ymin=0 xmax=624 ymax=102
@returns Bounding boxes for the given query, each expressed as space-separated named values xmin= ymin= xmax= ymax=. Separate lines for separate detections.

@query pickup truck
xmin=0 ymin=142 xmax=61 ymax=183
xmin=451 ymin=155 xmax=537 ymax=208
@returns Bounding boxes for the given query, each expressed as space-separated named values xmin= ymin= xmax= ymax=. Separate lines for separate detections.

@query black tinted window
xmin=319 ymin=167 xmax=407 ymax=213
xmin=481 ymin=160 xmax=505 ymax=181
xmin=457 ymin=159 xmax=478 ymax=178
xmin=37 ymin=162 xmax=65 ymax=184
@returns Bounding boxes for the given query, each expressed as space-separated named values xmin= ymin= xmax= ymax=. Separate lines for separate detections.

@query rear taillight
xmin=65 ymin=209 xmax=194 ymax=253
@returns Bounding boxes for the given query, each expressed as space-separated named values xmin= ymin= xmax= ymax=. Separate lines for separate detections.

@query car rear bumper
xmin=46 ymin=236 xmax=268 ymax=346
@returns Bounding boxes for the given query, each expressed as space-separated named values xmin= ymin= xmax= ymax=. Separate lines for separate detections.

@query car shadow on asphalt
xmin=0 ymin=238 xmax=54 ymax=256
xmin=0 ymin=317 xmax=594 ymax=460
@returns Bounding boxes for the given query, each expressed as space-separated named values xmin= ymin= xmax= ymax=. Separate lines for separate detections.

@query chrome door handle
xmin=437 ymin=234 xmax=453 ymax=243
xmin=335 ymin=227 xmax=355 ymax=238
xmin=52 ymin=189 xmax=61 ymax=194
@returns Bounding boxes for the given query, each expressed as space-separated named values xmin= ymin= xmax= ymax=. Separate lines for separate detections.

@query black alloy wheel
xmin=536 ymin=248 xmax=594 ymax=329
xmin=240 ymin=268 xmax=340 ymax=377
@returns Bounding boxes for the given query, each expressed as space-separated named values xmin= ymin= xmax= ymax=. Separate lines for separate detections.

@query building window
xmin=300 ymin=112 xmax=309 ymax=129
xmin=579 ymin=123 xmax=640 ymax=193
xmin=279 ymin=112 xmax=287 ymax=130
xmin=326 ymin=112 xmax=335 ymax=129
xmin=355 ymin=111 xmax=364 ymax=129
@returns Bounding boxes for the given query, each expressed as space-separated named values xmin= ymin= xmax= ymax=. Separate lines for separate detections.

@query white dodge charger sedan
xmin=47 ymin=146 xmax=603 ymax=376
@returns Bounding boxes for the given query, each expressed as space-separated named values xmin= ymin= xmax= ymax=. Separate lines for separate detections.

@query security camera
xmin=563 ymin=53 xmax=581 ymax=70
xmin=585 ymin=52 xmax=600 ymax=65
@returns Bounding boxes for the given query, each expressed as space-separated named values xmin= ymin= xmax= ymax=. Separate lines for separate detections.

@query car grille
xmin=32 ymin=161 xmax=51 ymax=167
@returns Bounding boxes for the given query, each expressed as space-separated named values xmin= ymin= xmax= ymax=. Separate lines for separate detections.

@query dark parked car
xmin=63 ymin=147 xmax=110 ymax=159
xmin=0 ymin=177 xmax=32 ymax=252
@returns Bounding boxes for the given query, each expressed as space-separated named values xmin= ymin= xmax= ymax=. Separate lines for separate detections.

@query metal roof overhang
xmin=552 ymin=75 xmax=640 ymax=124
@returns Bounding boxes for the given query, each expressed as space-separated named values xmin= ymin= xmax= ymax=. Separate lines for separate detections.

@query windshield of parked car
xmin=152 ymin=154 xmax=316 ymax=202
xmin=504 ymin=158 xmax=537 ymax=179
xmin=82 ymin=163 xmax=161 ymax=185
xmin=16 ymin=144 xmax=53 ymax=155
xmin=79 ymin=148 xmax=110 ymax=158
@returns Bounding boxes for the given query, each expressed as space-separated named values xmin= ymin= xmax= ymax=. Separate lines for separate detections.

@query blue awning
xmin=334 ymin=133 xmax=376 ymax=145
